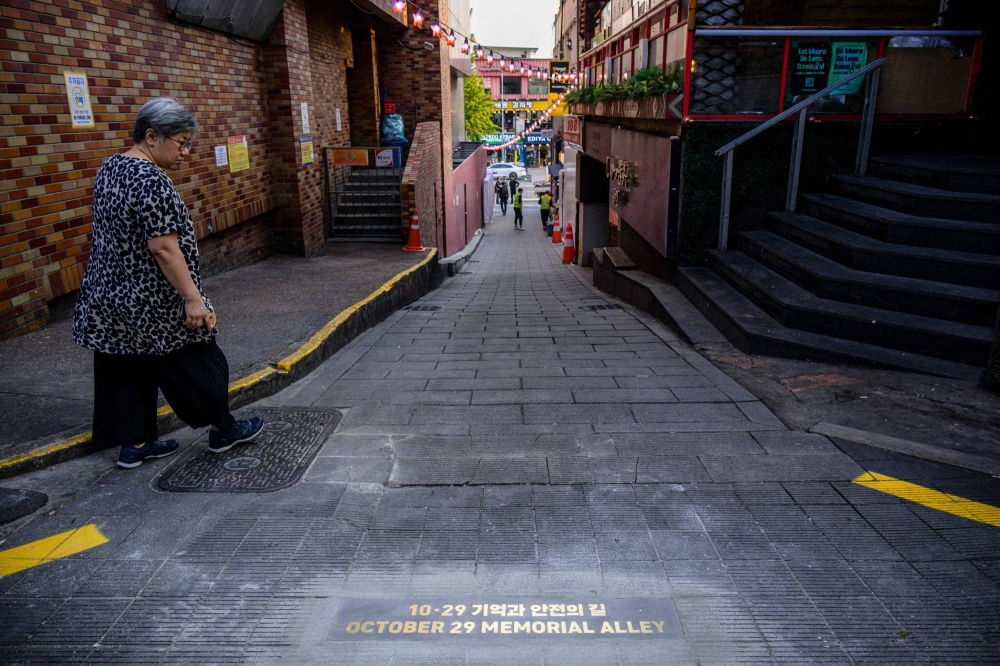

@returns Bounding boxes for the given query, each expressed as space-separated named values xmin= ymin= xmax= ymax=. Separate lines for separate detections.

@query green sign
xmin=828 ymin=42 xmax=869 ymax=95
xmin=790 ymin=42 xmax=831 ymax=95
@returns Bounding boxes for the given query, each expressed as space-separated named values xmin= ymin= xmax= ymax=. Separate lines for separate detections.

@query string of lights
xmin=389 ymin=0 xmax=584 ymax=86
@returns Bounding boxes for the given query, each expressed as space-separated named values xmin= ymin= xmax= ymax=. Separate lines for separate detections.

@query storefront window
xmin=649 ymin=36 xmax=663 ymax=70
xmin=528 ymin=78 xmax=548 ymax=95
xmin=502 ymin=78 xmax=521 ymax=95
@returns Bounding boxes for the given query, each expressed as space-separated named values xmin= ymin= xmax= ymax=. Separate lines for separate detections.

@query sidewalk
xmin=0 ymin=243 xmax=435 ymax=454
xmin=1 ymin=198 xmax=997 ymax=663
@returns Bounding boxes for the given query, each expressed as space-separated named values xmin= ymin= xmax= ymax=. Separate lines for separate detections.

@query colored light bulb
xmin=392 ymin=0 xmax=405 ymax=13
xmin=411 ymin=9 xmax=423 ymax=27
xmin=431 ymin=21 xmax=441 ymax=37
xmin=446 ymin=30 xmax=456 ymax=47
xmin=487 ymin=51 xmax=494 ymax=65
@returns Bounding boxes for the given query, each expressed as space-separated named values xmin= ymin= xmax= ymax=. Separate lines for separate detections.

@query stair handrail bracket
xmin=713 ymin=57 xmax=888 ymax=252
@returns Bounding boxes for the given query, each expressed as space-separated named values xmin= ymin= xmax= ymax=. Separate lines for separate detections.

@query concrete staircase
xmin=329 ymin=167 xmax=404 ymax=241
xmin=678 ymin=155 xmax=1000 ymax=380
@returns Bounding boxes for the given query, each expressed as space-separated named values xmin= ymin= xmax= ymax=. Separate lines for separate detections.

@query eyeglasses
xmin=165 ymin=136 xmax=194 ymax=153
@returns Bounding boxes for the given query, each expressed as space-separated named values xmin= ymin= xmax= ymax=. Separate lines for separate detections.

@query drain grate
xmin=156 ymin=408 xmax=340 ymax=493
xmin=405 ymin=305 xmax=440 ymax=311
xmin=584 ymin=304 xmax=624 ymax=311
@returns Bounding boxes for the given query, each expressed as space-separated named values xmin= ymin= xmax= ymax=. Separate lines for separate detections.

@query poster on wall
xmin=301 ymin=103 xmax=310 ymax=133
xmin=63 ymin=71 xmax=95 ymax=129
xmin=375 ymin=149 xmax=394 ymax=167
xmin=828 ymin=42 xmax=869 ymax=95
xmin=300 ymin=135 xmax=314 ymax=166
xmin=790 ymin=42 xmax=831 ymax=95
xmin=227 ymin=136 xmax=250 ymax=172
xmin=549 ymin=61 xmax=570 ymax=94
xmin=214 ymin=145 xmax=228 ymax=167
xmin=332 ymin=148 xmax=369 ymax=166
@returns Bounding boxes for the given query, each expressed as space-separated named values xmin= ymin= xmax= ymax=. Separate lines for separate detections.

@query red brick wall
xmin=401 ymin=122 xmax=443 ymax=251
xmin=200 ymin=211 xmax=276 ymax=278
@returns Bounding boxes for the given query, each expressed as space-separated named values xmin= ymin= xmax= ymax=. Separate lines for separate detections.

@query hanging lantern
xmin=446 ymin=30 xmax=456 ymax=46
xmin=476 ymin=45 xmax=484 ymax=59
xmin=499 ymin=55 xmax=506 ymax=69
xmin=487 ymin=51 xmax=495 ymax=66
xmin=411 ymin=9 xmax=423 ymax=28
xmin=461 ymin=38 xmax=470 ymax=54
xmin=430 ymin=21 xmax=441 ymax=37
xmin=392 ymin=0 xmax=405 ymax=14
xmin=508 ymin=61 xmax=516 ymax=73
xmin=519 ymin=64 xmax=525 ymax=75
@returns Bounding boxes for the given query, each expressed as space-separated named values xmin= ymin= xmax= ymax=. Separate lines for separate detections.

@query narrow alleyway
xmin=1 ymin=203 xmax=999 ymax=664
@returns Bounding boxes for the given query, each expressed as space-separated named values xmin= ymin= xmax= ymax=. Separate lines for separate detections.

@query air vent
xmin=405 ymin=305 xmax=441 ymax=311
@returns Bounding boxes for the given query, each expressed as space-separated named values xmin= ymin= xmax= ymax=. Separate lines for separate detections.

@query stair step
xmin=833 ymin=175 xmax=1000 ymax=223
xmin=675 ymin=266 xmax=983 ymax=381
xmin=707 ymin=250 xmax=993 ymax=366
xmin=768 ymin=213 xmax=1000 ymax=288
xmin=800 ymin=193 xmax=1000 ymax=255
xmin=870 ymin=155 xmax=1000 ymax=194
xmin=737 ymin=231 xmax=1000 ymax=327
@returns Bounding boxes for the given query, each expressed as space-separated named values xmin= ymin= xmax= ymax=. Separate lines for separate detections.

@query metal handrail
xmin=714 ymin=57 xmax=887 ymax=157
xmin=714 ymin=56 xmax=888 ymax=251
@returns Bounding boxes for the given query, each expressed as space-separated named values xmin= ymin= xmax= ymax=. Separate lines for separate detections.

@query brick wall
xmin=401 ymin=122 xmax=443 ymax=251
xmin=0 ymin=0 xmax=453 ymax=340
xmin=346 ymin=23 xmax=380 ymax=147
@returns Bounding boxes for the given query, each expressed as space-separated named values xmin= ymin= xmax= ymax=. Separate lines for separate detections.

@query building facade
xmin=0 ymin=0 xmax=461 ymax=338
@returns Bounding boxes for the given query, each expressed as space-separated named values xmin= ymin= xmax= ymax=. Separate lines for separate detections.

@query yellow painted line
xmin=853 ymin=472 xmax=1000 ymax=527
xmin=0 ymin=248 xmax=438 ymax=473
xmin=0 ymin=524 xmax=109 ymax=576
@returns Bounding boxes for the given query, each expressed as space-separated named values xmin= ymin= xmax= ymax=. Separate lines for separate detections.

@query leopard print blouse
xmin=73 ymin=153 xmax=214 ymax=355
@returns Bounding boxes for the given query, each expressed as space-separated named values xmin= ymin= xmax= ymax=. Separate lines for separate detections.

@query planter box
xmin=570 ymin=92 xmax=683 ymax=120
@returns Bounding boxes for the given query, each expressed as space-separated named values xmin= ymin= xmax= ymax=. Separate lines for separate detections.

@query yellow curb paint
xmin=853 ymin=472 xmax=1000 ymax=527
xmin=0 ymin=248 xmax=437 ymax=473
xmin=0 ymin=524 xmax=109 ymax=576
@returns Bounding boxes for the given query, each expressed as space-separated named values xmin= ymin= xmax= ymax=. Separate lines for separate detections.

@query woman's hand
xmin=184 ymin=297 xmax=214 ymax=332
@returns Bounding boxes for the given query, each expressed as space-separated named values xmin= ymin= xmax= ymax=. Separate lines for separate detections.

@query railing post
xmin=855 ymin=67 xmax=880 ymax=176
xmin=719 ymin=149 xmax=734 ymax=251
xmin=786 ymin=107 xmax=806 ymax=213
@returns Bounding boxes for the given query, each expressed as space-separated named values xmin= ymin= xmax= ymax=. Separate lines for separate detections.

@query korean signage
xmin=485 ymin=133 xmax=548 ymax=145
xmin=300 ymin=134 xmax=314 ymax=166
xmin=563 ymin=115 xmax=582 ymax=146
xmin=329 ymin=599 xmax=682 ymax=641
xmin=63 ymin=71 xmax=94 ymax=129
xmin=331 ymin=148 xmax=369 ymax=166
xmin=549 ymin=60 xmax=570 ymax=94
xmin=494 ymin=100 xmax=550 ymax=111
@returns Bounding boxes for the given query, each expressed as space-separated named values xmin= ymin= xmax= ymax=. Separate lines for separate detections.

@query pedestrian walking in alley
xmin=539 ymin=190 xmax=552 ymax=229
xmin=73 ymin=97 xmax=264 ymax=469
xmin=513 ymin=185 xmax=524 ymax=229
xmin=498 ymin=178 xmax=509 ymax=215
xmin=494 ymin=176 xmax=504 ymax=204
xmin=508 ymin=175 xmax=518 ymax=201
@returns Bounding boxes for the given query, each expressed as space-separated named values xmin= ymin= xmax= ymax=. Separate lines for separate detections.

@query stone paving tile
xmin=4 ymin=222 xmax=1000 ymax=664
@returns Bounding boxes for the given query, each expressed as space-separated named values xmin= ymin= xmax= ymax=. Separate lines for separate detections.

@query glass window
xmin=608 ymin=57 xmax=618 ymax=83
xmin=502 ymin=78 xmax=521 ymax=95
xmin=649 ymin=36 xmax=663 ymax=69
xmin=528 ymin=78 xmax=548 ymax=95
xmin=622 ymin=50 xmax=633 ymax=78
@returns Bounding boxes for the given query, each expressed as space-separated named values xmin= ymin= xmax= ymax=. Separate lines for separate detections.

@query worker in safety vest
xmin=513 ymin=186 xmax=524 ymax=230
xmin=539 ymin=191 xmax=552 ymax=229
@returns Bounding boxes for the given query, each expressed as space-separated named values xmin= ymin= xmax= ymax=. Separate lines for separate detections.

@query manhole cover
xmin=405 ymin=305 xmax=440 ymax=312
xmin=155 ymin=408 xmax=340 ymax=493
xmin=584 ymin=304 xmax=624 ymax=311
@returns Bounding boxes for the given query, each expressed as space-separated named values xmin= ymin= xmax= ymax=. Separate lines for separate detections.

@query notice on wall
xmin=300 ymin=134 xmax=314 ymax=166
xmin=828 ymin=42 xmax=869 ymax=95
xmin=790 ymin=42 xmax=831 ymax=95
xmin=301 ymin=103 xmax=310 ymax=133
xmin=332 ymin=148 xmax=369 ymax=166
xmin=227 ymin=135 xmax=250 ymax=173
xmin=214 ymin=145 xmax=228 ymax=167
xmin=336 ymin=108 xmax=342 ymax=132
xmin=63 ymin=71 xmax=95 ymax=129
xmin=375 ymin=148 xmax=394 ymax=167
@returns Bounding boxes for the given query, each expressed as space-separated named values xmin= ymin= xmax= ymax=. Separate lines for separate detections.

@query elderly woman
xmin=73 ymin=97 xmax=264 ymax=469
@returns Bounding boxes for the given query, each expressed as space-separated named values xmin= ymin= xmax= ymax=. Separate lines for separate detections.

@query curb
xmin=439 ymin=228 xmax=485 ymax=276
xmin=0 ymin=248 xmax=441 ymax=480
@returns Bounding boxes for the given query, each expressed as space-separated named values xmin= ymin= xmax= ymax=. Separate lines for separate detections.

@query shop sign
xmin=375 ymin=149 xmax=394 ymax=167
xmin=332 ymin=148 xmax=369 ymax=166
xmin=790 ymin=42 xmax=831 ymax=95
xmin=607 ymin=156 xmax=636 ymax=207
xmin=485 ymin=133 xmax=516 ymax=145
xmin=828 ymin=42 xmax=868 ymax=95
xmin=549 ymin=60 xmax=571 ymax=94
xmin=494 ymin=100 xmax=550 ymax=111
xmin=523 ymin=133 xmax=548 ymax=145
xmin=563 ymin=115 xmax=582 ymax=146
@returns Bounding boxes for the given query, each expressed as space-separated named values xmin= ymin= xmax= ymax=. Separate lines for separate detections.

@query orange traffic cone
xmin=403 ymin=210 xmax=425 ymax=252
xmin=551 ymin=212 xmax=561 ymax=244
xmin=562 ymin=222 xmax=575 ymax=264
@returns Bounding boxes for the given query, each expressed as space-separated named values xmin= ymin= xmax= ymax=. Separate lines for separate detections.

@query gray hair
xmin=133 ymin=97 xmax=198 ymax=144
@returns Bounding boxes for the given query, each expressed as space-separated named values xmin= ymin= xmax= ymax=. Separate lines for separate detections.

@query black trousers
xmin=93 ymin=339 xmax=235 ymax=448
xmin=500 ymin=198 xmax=507 ymax=214
xmin=540 ymin=209 xmax=550 ymax=225
xmin=514 ymin=207 xmax=523 ymax=227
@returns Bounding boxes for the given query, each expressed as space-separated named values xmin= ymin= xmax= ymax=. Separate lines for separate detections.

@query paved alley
xmin=1 ymin=213 xmax=1000 ymax=664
